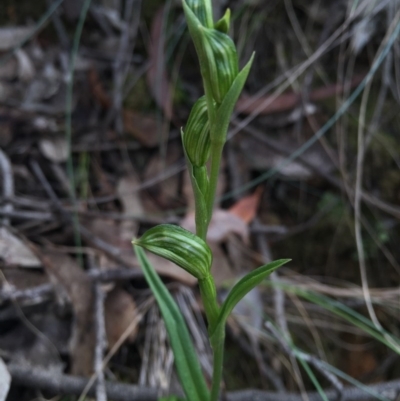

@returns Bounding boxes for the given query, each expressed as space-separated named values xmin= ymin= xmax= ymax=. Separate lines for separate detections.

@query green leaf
xmin=183 ymin=0 xmax=207 ymax=60
xmin=214 ymin=8 xmax=230 ymax=33
xmin=182 ymin=96 xmax=211 ymax=167
xmin=211 ymin=53 xmax=254 ymax=144
xmin=134 ymin=246 xmax=210 ymax=401
xmin=209 ymin=259 xmax=290 ymax=346
xmin=200 ymin=27 xmax=238 ymax=104
xmin=133 ymin=224 xmax=212 ymax=279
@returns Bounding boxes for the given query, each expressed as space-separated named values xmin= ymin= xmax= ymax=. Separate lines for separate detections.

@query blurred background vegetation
xmin=0 ymin=0 xmax=400 ymax=400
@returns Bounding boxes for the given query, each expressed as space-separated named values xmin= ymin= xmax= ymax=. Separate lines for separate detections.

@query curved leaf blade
xmin=133 ymin=224 xmax=212 ymax=279
xmin=182 ymin=96 xmax=211 ymax=167
xmin=211 ymin=53 xmax=254 ymax=143
xmin=210 ymin=259 xmax=290 ymax=345
xmin=134 ymin=246 xmax=209 ymax=401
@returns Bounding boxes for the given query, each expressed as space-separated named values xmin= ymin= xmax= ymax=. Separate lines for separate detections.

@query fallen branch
xmin=8 ymin=365 xmax=158 ymax=401
xmin=8 ymin=364 xmax=400 ymax=401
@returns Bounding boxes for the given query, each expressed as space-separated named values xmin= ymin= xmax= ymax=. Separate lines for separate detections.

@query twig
xmin=0 ymin=0 xmax=65 ymax=66
xmin=112 ymin=0 xmax=142 ymax=134
xmin=8 ymin=365 xmax=158 ymax=401
xmin=0 ymin=283 xmax=53 ymax=303
xmin=227 ymin=380 xmax=400 ymax=401
xmin=94 ymin=283 xmax=107 ymax=401
xmin=8 ymin=364 xmax=400 ymax=401
xmin=83 ymin=159 xmax=185 ymax=205
xmin=354 ymin=46 xmax=381 ymax=331
xmin=89 ymin=268 xmax=143 ymax=282
xmin=0 ymin=267 xmax=144 ymax=304
xmin=235 ymin=120 xmax=400 ymax=220
xmin=46 ymin=0 xmax=70 ymax=49
xmin=265 ymin=321 xmax=344 ymax=401
xmin=1 ymin=195 xmax=51 ymax=210
xmin=77 ymin=298 xmax=152 ymax=401
xmin=0 ymin=148 xmax=14 ymax=226
xmin=88 ymin=252 xmax=108 ymax=401
xmin=0 ymin=209 xmax=52 ymax=221
xmin=29 ymin=159 xmax=135 ymax=268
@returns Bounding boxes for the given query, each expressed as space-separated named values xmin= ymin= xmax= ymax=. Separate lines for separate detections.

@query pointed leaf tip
xmin=210 ymin=258 xmax=290 ymax=345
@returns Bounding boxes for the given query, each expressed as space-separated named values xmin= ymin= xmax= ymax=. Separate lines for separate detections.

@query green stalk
xmin=206 ymin=140 xmax=224 ymax=226
xmin=203 ymin=0 xmax=214 ymax=29
xmin=198 ymin=275 xmax=219 ymax=332
xmin=196 ymin=215 xmax=208 ymax=241
xmin=203 ymin=79 xmax=217 ymax=127
xmin=210 ymin=336 xmax=225 ymax=401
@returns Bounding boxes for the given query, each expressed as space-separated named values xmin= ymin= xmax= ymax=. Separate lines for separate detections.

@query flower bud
xmin=132 ymin=224 xmax=212 ymax=279
xmin=185 ymin=0 xmax=212 ymax=28
xmin=182 ymin=96 xmax=211 ymax=167
xmin=201 ymin=28 xmax=238 ymax=104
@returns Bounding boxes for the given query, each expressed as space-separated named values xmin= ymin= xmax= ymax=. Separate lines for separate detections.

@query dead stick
xmin=8 ymin=365 xmax=158 ymax=401
xmin=0 ymin=148 xmax=14 ymax=226
xmin=8 ymin=364 xmax=400 ymax=401
xmin=94 ymin=282 xmax=107 ymax=401
xmin=29 ymin=159 xmax=135 ymax=268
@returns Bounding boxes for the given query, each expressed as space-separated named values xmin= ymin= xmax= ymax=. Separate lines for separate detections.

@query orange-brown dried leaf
xmin=37 ymin=249 xmax=95 ymax=376
xmin=228 ymin=186 xmax=263 ymax=224
xmin=236 ymin=74 xmax=365 ymax=115
xmin=88 ymin=67 xmax=111 ymax=109
xmin=105 ymin=287 xmax=139 ymax=348
xmin=123 ymin=110 xmax=160 ymax=147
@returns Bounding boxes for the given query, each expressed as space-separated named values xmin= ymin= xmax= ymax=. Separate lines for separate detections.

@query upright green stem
xmin=210 ymin=336 xmax=225 ymax=401
xmin=198 ymin=275 xmax=219 ymax=332
xmin=196 ymin=218 xmax=207 ymax=242
xmin=206 ymin=140 xmax=224 ymax=227
xmin=183 ymin=2 xmax=251 ymax=400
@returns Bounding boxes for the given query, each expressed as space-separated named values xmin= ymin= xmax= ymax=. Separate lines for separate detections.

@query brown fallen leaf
xmin=0 ymin=227 xmax=41 ymax=268
xmin=34 ymin=249 xmax=95 ymax=376
xmin=147 ymin=253 xmax=197 ymax=286
xmin=235 ymin=129 xmax=335 ymax=179
xmin=88 ymin=67 xmax=111 ymax=109
xmin=117 ymin=174 xmax=144 ymax=242
xmin=142 ymin=141 xmax=182 ymax=211
xmin=340 ymin=333 xmax=379 ymax=380
xmin=235 ymin=74 xmax=365 ymax=115
xmin=1 ymin=268 xmax=49 ymax=292
xmin=105 ymin=287 xmax=139 ymax=349
xmin=209 ymin=242 xmax=237 ymax=287
xmin=83 ymin=218 xmax=134 ymax=270
xmin=0 ymin=57 xmax=18 ymax=80
xmin=181 ymin=209 xmax=248 ymax=245
xmin=123 ymin=110 xmax=160 ymax=147
xmin=228 ymin=187 xmax=263 ymax=224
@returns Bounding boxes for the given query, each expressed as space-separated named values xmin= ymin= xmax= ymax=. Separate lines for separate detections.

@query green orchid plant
xmin=132 ymin=1 xmax=290 ymax=400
